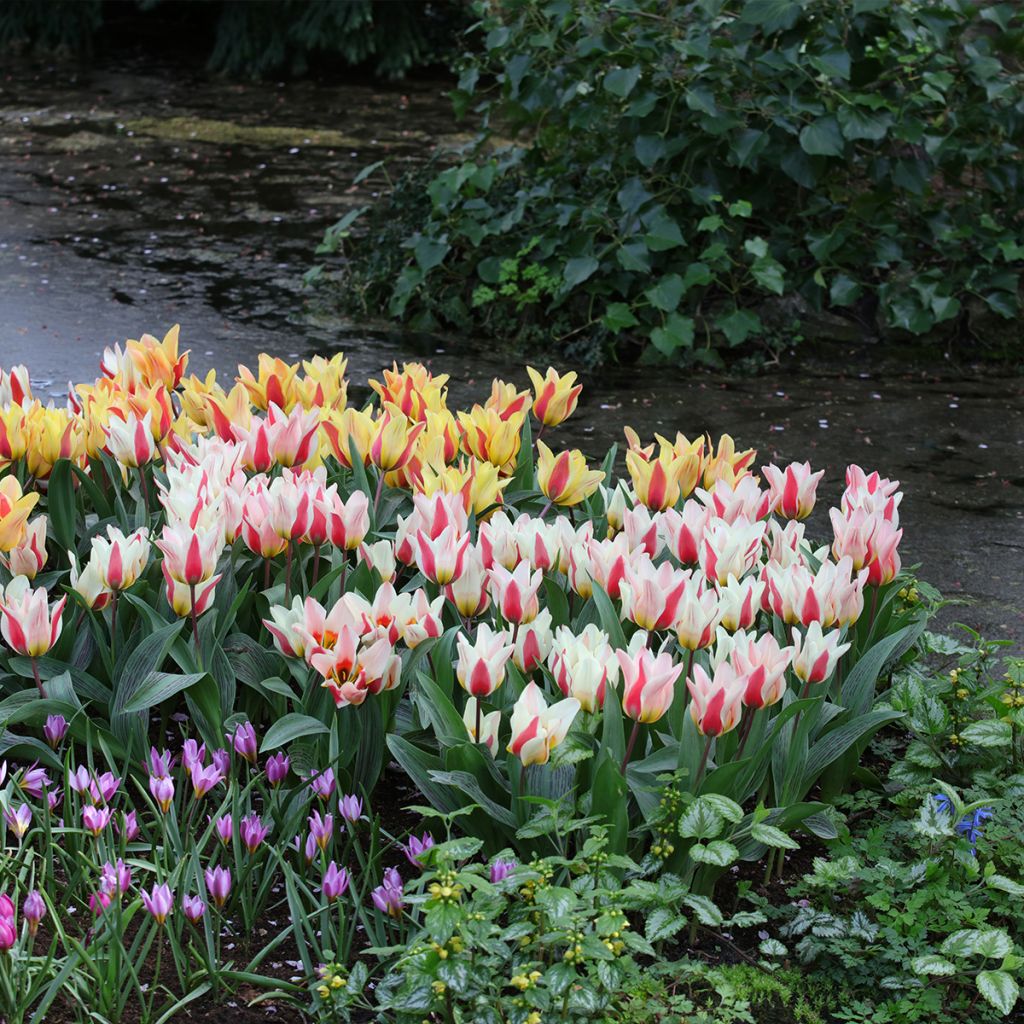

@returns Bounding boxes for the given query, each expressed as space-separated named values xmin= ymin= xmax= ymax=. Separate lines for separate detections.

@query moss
xmin=123 ymin=116 xmax=363 ymax=148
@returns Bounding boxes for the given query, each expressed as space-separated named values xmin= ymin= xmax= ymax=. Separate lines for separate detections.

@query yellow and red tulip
xmin=536 ymin=441 xmax=604 ymax=507
xmin=526 ymin=366 xmax=582 ymax=427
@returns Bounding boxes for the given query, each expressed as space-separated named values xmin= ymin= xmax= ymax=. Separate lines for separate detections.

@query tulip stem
xmin=735 ymin=711 xmax=754 ymax=761
xmin=284 ymin=542 xmax=292 ymax=604
xmin=475 ymin=701 xmax=482 ymax=749
xmin=138 ymin=465 xmax=151 ymax=514
xmin=31 ymin=657 xmax=46 ymax=699
xmin=373 ymin=471 xmax=385 ymax=521
xmin=189 ymin=584 xmax=203 ymax=669
xmin=264 ymin=559 xmax=271 ymax=591
xmin=867 ymin=585 xmax=879 ymax=637
xmin=311 ymin=544 xmax=321 ymax=589
xmin=110 ymin=590 xmax=119 ymax=662
xmin=693 ymin=735 xmax=713 ymax=792
xmin=538 ymin=500 xmax=552 ymax=520
xmin=621 ymin=721 xmax=641 ymax=774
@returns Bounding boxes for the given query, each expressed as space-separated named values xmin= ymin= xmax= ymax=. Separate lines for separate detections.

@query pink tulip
xmin=673 ymin=578 xmax=722 ymax=651
xmin=548 ymin=624 xmax=619 ymax=714
xmin=487 ymin=561 xmax=543 ymax=624
xmin=156 ymin=520 xmax=222 ymax=587
xmin=619 ymin=558 xmax=689 ymax=632
xmin=308 ymin=810 xmax=333 ymax=851
xmin=266 ymin=752 xmax=290 ymax=787
xmin=716 ymin=575 xmax=764 ymax=632
xmin=455 ymin=623 xmax=514 ymax=698
xmin=149 ymin=774 xmax=174 ymax=813
xmin=204 ymin=866 xmax=232 ymax=908
xmin=322 ymin=862 xmax=350 ymax=901
xmin=1 ymin=515 xmax=48 ymax=579
xmin=82 ymin=805 xmax=112 ymax=836
xmin=617 ymin=640 xmax=683 ymax=724
xmin=189 ymin=761 xmax=224 ymax=799
xmin=23 ymin=890 xmax=45 ymax=935
xmin=659 ymin=500 xmax=709 ymax=565
xmin=763 ymin=461 xmax=824 ymax=520
xmin=792 ymin=623 xmax=850 ymax=685
xmin=44 ymin=714 xmax=67 ymax=748
xmin=513 ymin=608 xmax=553 ymax=673
xmin=699 ymin=477 xmax=771 ymax=524
xmin=3 ymin=804 xmax=31 ymax=839
xmin=721 ymin=631 xmax=793 ymax=709
xmin=415 ymin=524 xmax=471 ymax=586
xmin=507 ymin=682 xmax=580 ymax=767
xmin=229 ymin=721 xmax=258 ymax=764
xmin=0 ymin=576 xmax=66 ymax=658
xmin=183 ymin=894 xmax=206 ymax=923
xmin=309 ymin=767 xmax=336 ymax=801
xmin=231 ymin=402 xmax=319 ymax=472
xmin=104 ymin=410 xmax=155 ymax=467
xmin=699 ymin=516 xmax=765 ymax=586
xmin=686 ymin=663 xmax=746 ymax=737
xmin=240 ymin=814 xmax=269 ymax=854
xmin=327 ymin=491 xmax=370 ymax=550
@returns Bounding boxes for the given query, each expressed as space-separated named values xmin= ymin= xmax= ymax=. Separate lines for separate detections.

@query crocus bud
xmin=204 ymin=866 xmax=232 ymax=908
xmin=322 ymin=862 xmax=350 ymax=901
xmin=43 ymin=714 xmax=68 ymax=748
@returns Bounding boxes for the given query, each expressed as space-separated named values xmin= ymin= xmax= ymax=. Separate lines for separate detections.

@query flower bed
xmin=0 ymin=326 xmax=942 ymax=1022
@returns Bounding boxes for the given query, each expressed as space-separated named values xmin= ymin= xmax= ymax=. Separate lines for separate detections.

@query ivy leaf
xmin=978 ymin=971 xmax=1020 ymax=1016
xmin=830 ymin=273 xmax=862 ymax=306
xmin=413 ymin=237 xmax=449 ymax=272
xmin=799 ymin=116 xmax=844 ymax=157
xmin=564 ymin=256 xmax=599 ymax=288
xmin=645 ymin=274 xmax=685 ymax=312
xmin=716 ymin=308 xmax=761 ymax=346
xmin=603 ymin=66 xmax=641 ymax=98
xmin=740 ymin=0 xmax=803 ymax=32
xmin=643 ymin=214 xmax=685 ymax=252
xmin=682 ymin=262 xmax=713 ymax=292
xmin=603 ymin=303 xmax=639 ymax=332
xmin=837 ymin=105 xmax=892 ymax=141
xmin=634 ymin=134 xmax=665 ymax=168
xmin=649 ymin=314 xmax=695 ymax=355
xmin=751 ymin=256 xmax=785 ymax=295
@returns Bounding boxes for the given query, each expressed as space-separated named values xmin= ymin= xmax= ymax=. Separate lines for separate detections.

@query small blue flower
xmin=932 ymin=795 xmax=993 ymax=854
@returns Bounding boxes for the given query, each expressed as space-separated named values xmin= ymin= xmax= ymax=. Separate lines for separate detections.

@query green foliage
xmin=0 ymin=1 xmax=465 ymax=79
xmin=328 ymin=0 xmax=1024 ymax=363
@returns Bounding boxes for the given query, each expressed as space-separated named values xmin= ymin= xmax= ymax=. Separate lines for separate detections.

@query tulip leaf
xmin=387 ymin=735 xmax=464 ymax=816
xmin=121 ymin=671 xmax=208 ymax=714
xmin=590 ymin=749 xmax=628 ymax=855
xmin=589 ymin=583 xmax=628 ymax=651
xmin=842 ymin=620 xmax=925 ymax=716
xmin=801 ymin=709 xmax=904 ymax=793
xmin=260 ymin=712 xmax=330 ymax=752
xmin=431 ymin=768 xmax=516 ymax=829
xmin=46 ymin=458 xmax=78 ymax=552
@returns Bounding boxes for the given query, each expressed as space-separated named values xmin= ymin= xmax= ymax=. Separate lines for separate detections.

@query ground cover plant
xmin=0 ymin=326 xmax=1010 ymax=1023
xmin=320 ymin=0 xmax=1024 ymax=364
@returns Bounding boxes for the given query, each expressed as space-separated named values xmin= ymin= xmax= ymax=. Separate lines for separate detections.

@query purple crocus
xmin=3 ymin=804 xmax=31 ymax=839
xmin=182 ymin=894 xmax=206 ymax=923
xmin=67 ymin=766 xmax=90 ymax=797
xmin=240 ymin=814 xmax=269 ymax=854
xmin=265 ymin=751 xmax=290 ymax=787
xmin=308 ymin=768 xmax=336 ymax=802
xmin=403 ymin=832 xmax=434 ymax=869
xmin=213 ymin=814 xmax=233 ymax=845
xmin=81 ymin=805 xmax=111 ymax=837
xmin=44 ymin=715 xmax=67 ymax=748
xmin=23 ymin=890 xmax=45 ymax=935
xmin=141 ymin=883 xmax=173 ymax=926
xmin=211 ymin=748 xmax=231 ymax=776
xmin=120 ymin=810 xmax=139 ymax=842
xmin=91 ymin=772 xmax=121 ymax=805
xmin=181 ymin=739 xmax=206 ymax=775
xmin=303 ymin=831 xmax=317 ymax=865
xmin=149 ymin=775 xmax=174 ymax=813
xmin=489 ymin=858 xmax=518 ymax=884
xmin=371 ymin=867 xmax=404 ymax=918
xmin=229 ymin=722 xmax=258 ymax=764
xmin=322 ymin=862 xmax=350 ymax=901
xmin=189 ymin=761 xmax=224 ymax=799
xmin=18 ymin=764 xmax=50 ymax=800
xmin=148 ymin=747 xmax=174 ymax=777
xmin=339 ymin=794 xmax=363 ymax=824
xmin=100 ymin=858 xmax=132 ymax=895
xmin=308 ymin=811 xmax=333 ymax=852
xmin=205 ymin=866 xmax=232 ymax=908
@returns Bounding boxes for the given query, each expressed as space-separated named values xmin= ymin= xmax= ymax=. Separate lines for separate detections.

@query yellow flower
xmin=0 ymin=404 xmax=28 ymax=470
xmin=24 ymin=404 xmax=84 ymax=480
xmin=458 ymin=405 xmax=525 ymax=474
xmin=484 ymin=378 xmax=531 ymax=421
xmin=321 ymin=406 xmax=375 ymax=468
xmin=536 ymin=441 xmax=604 ymax=506
xmin=0 ymin=475 xmax=39 ymax=552
xmin=126 ymin=324 xmax=189 ymax=390
xmin=369 ymin=405 xmax=425 ymax=472
xmin=369 ymin=362 xmax=448 ymax=422
xmin=417 ymin=456 xmax=510 ymax=517
xmin=237 ymin=353 xmax=303 ymax=411
xmin=703 ymin=433 xmax=756 ymax=488
xmin=526 ymin=366 xmax=582 ymax=427
xmin=298 ymin=353 xmax=349 ymax=413
xmin=623 ymin=431 xmax=702 ymax=509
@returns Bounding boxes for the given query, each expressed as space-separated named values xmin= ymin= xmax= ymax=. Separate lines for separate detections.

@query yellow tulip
xmin=0 ymin=404 xmax=28 ymax=470
xmin=237 ymin=354 xmax=302 ymax=411
xmin=126 ymin=324 xmax=189 ymax=390
xmin=298 ymin=353 xmax=348 ymax=413
xmin=457 ymin=406 xmax=525 ymax=474
xmin=526 ymin=366 xmax=583 ymax=427
xmin=24 ymin=404 xmax=83 ymax=480
xmin=536 ymin=441 xmax=604 ymax=506
xmin=178 ymin=370 xmax=220 ymax=429
xmin=703 ymin=433 xmax=756 ymax=488
xmin=626 ymin=447 xmax=687 ymax=511
xmin=321 ymin=406 xmax=375 ymax=468
xmin=0 ymin=475 xmax=39 ymax=551
xmin=369 ymin=405 xmax=425 ymax=472
xmin=483 ymin=379 xmax=531 ymax=422
xmin=369 ymin=362 xmax=449 ymax=422
xmin=418 ymin=456 xmax=510 ymax=517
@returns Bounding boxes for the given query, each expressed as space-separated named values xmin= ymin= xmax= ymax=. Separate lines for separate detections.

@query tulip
xmin=181 ymin=739 xmax=206 ymax=774
xmin=162 ymin=568 xmax=221 ymax=619
xmin=463 ymin=698 xmax=501 ymax=756
xmin=69 ymin=551 xmax=112 ymax=611
xmin=23 ymin=890 xmax=45 ymax=935
xmin=548 ymin=624 xmax=619 ymax=714
xmin=100 ymin=859 xmax=132 ymax=895
xmin=514 ymin=514 xmax=561 ymax=572
xmin=89 ymin=891 xmax=112 ymax=916
xmin=763 ymin=461 xmax=824 ymax=520
xmin=0 ymin=476 xmax=38 ymax=553
xmin=536 ymin=442 xmax=604 ymax=507
xmin=526 ymin=366 xmax=582 ymax=427
xmin=659 ymin=500 xmax=710 ymax=565
xmin=120 ymin=810 xmax=139 ymax=842
xmin=205 ymin=866 xmax=232 ymax=908
xmin=327 ymin=491 xmax=371 ymax=551
xmin=842 ymin=465 xmax=901 ymax=523
xmin=3 ymin=803 xmax=31 ymax=839
xmin=371 ymin=867 xmax=404 ymax=918
xmin=82 ymin=805 xmax=112 ymax=836
xmin=621 ymin=505 xmax=662 ymax=558
xmin=699 ymin=516 xmax=765 ymax=585
xmin=617 ymin=640 xmax=683 ymax=724
xmin=237 ymin=354 xmax=302 ymax=412
xmin=368 ymin=405 xmax=425 ymax=473
xmin=415 ymin=524 xmax=471 ymax=585
xmin=44 ymin=714 xmax=67 ymax=748
xmin=618 ymin=558 xmax=690 ymax=632
xmin=625 ymin=445 xmax=695 ymax=512
xmin=863 ymin=517 xmax=903 ymax=587
xmin=229 ymin=721 xmax=258 ymax=764
xmin=189 ymin=762 xmax=224 ymax=799
xmin=232 ymin=402 xmax=319 ymax=472
xmin=104 ymin=410 xmax=156 ymax=467
xmin=513 ymin=607 xmax=553 ymax=673
xmin=266 ymin=751 xmax=290 ymax=787
xmin=703 ymin=434 xmax=756 ymax=489
xmin=322 ymin=862 xmax=350 ymax=901
xmin=240 ymin=814 xmax=270 ymax=854
xmin=149 ymin=775 xmax=175 ymax=813
xmin=183 ymin=894 xmax=206 ymax=923
xmin=309 ymin=767 xmax=336 ymax=801
xmin=445 ymin=544 xmax=490 ymax=618
xmin=391 ymin=589 xmax=445 ymax=648
xmin=369 ymin=361 xmax=449 ymax=421
xmin=403 ymin=832 xmax=434 ymax=869
xmin=91 ymin=525 xmax=151 ymax=594
xmin=458 ymin=405 xmax=525 ymax=472
xmin=214 ymin=814 xmax=233 ymax=845
xmin=727 ymin=631 xmax=793 ymax=709
xmin=308 ymin=810 xmax=334 ymax=851
xmin=488 ymin=561 xmax=543 ymax=625
xmin=340 ymin=794 xmax=363 ymax=824
xmin=698 ymin=476 xmax=771 ymax=524
xmin=456 ymin=623 xmax=514 ymax=698
xmin=0 ymin=896 xmax=14 ymax=952
xmin=156 ymin=520 xmax=222 ymax=587
xmin=673 ymin=580 xmax=723 ymax=651
xmin=791 ymin=622 xmax=850 ymax=686
xmin=586 ymin=533 xmax=637 ymax=601
xmin=0 ymin=515 xmax=47 ymax=579
xmin=0 ymin=575 xmax=66 ymax=665
xmin=687 ymin=663 xmax=747 ymax=737
xmin=507 ymin=682 xmax=580 ymax=767
xmin=358 ymin=539 xmax=397 ymax=582
xmin=321 ymin=405 xmax=375 ymax=469
xmin=716 ymin=575 xmax=764 ymax=632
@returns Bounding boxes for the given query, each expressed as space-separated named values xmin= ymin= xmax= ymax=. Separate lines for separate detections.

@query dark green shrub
xmin=323 ymin=0 xmax=1024 ymax=364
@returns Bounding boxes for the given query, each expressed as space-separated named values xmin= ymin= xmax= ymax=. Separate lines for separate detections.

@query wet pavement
xmin=0 ymin=57 xmax=1021 ymax=651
